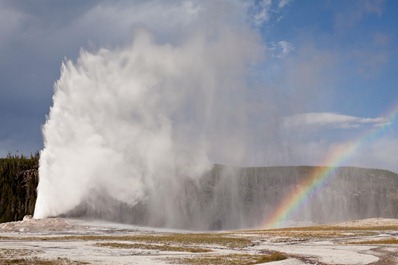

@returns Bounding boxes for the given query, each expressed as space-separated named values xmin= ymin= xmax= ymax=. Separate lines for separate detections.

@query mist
xmin=34 ymin=1 xmax=264 ymax=226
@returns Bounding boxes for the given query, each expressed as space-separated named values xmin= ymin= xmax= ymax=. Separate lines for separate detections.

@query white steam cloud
xmin=34 ymin=2 xmax=263 ymax=224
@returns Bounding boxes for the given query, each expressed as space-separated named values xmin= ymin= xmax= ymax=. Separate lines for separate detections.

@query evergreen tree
xmin=0 ymin=153 xmax=39 ymax=223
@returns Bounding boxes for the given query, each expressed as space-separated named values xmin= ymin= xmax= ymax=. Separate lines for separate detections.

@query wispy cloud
xmin=363 ymin=0 xmax=385 ymax=16
xmin=277 ymin=40 xmax=294 ymax=57
xmin=252 ymin=0 xmax=272 ymax=26
xmin=334 ymin=0 xmax=385 ymax=31
xmin=278 ymin=0 xmax=292 ymax=9
xmin=266 ymin=40 xmax=294 ymax=58
xmin=283 ymin=112 xmax=389 ymax=129
xmin=247 ymin=0 xmax=293 ymax=27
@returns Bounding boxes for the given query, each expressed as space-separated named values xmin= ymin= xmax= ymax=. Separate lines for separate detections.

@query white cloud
xmin=247 ymin=0 xmax=292 ymax=27
xmin=278 ymin=0 xmax=292 ymax=8
xmin=277 ymin=40 xmax=294 ymax=57
xmin=283 ymin=112 xmax=389 ymax=129
xmin=265 ymin=40 xmax=294 ymax=58
xmin=252 ymin=0 xmax=272 ymax=26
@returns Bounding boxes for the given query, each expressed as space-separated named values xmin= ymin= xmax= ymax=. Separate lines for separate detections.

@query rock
xmin=23 ymin=215 xmax=33 ymax=221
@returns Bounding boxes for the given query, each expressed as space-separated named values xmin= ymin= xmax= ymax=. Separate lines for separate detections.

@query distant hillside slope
xmin=225 ymin=166 xmax=398 ymax=226
xmin=66 ymin=165 xmax=398 ymax=230
xmin=0 ymin=154 xmax=39 ymax=223
xmin=1 ymin=159 xmax=398 ymax=229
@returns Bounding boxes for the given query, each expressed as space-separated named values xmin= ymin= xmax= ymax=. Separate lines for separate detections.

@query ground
xmin=0 ymin=217 xmax=397 ymax=264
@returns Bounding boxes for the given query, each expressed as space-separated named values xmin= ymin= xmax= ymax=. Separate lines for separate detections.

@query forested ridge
xmin=0 ymin=154 xmax=39 ymax=223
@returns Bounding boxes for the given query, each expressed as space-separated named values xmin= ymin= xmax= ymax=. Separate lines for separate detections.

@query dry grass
xmin=0 ymin=234 xmax=252 ymax=248
xmin=0 ymin=257 xmax=86 ymax=265
xmin=238 ymin=223 xmax=398 ymax=240
xmin=0 ymin=249 xmax=40 ymax=258
xmin=95 ymin=242 xmax=211 ymax=253
xmin=270 ymin=225 xmax=398 ymax=231
xmin=348 ymin=238 xmax=398 ymax=245
xmin=0 ymin=249 xmax=86 ymax=265
xmin=239 ymin=229 xmax=375 ymax=240
xmin=168 ymin=252 xmax=287 ymax=265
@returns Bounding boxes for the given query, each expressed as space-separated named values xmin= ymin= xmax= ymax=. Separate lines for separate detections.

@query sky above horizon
xmin=1 ymin=0 xmax=397 ymax=172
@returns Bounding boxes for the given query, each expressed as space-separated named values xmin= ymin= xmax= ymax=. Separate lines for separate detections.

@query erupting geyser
xmin=34 ymin=2 xmax=264 ymax=229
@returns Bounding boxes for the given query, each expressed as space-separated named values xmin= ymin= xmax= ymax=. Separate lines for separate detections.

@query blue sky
xmin=0 ymin=0 xmax=397 ymax=171
xmin=264 ymin=0 xmax=398 ymax=116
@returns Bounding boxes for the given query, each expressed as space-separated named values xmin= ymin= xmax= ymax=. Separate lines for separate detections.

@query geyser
xmin=34 ymin=2 xmax=264 ymax=229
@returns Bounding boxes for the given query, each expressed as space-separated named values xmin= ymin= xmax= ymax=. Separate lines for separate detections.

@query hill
xmin=65 ymin=164 xmax=398 ymax=230
xmin=1 ymin=158 xmax=397 ymax=230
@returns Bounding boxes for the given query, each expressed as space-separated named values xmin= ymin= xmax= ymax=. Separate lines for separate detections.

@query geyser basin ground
xmin=1 ymin=218 xmax=397 ymax=264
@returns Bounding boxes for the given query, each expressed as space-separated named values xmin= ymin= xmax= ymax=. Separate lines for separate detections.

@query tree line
xmin=0 ymin=153 xmax=39 ymax=223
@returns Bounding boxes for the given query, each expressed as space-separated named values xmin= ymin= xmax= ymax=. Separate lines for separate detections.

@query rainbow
xmin=263 ymin=103 xmax=398 ymax=228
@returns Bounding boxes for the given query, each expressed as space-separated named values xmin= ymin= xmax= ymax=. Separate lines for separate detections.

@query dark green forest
xmin=0 ymin=153 xmax=39 ymax=223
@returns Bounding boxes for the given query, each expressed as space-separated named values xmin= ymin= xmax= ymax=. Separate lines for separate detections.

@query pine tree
xmin=0 ymin=153 xmax=39 ymax=223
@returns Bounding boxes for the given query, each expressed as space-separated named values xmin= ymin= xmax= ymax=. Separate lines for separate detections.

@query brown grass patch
xmin=168 ymin=252 xmax=287 ymax=265
xmin=0 ymin=233 xmax=252 ymax=248
xmin=0 ymin=257 xmax=86 ymax=265
xmin=95 ymin=242 xmax=211 ymax=253
xmin=270 ymin=225 xmax=398 ymax=231
xmin=348 ymin=238 xmax=398 ymax=245
xmin=0 ymin=249 xmax=40 ymax=259
xmin=239 ymin=229 xmax=375 ymax=239
xmin=0 ymin=248 xmax=86 ymax=264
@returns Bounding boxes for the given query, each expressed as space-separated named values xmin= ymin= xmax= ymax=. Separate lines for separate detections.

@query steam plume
xmin=34 ymin=2 xmax=263 ymax=228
